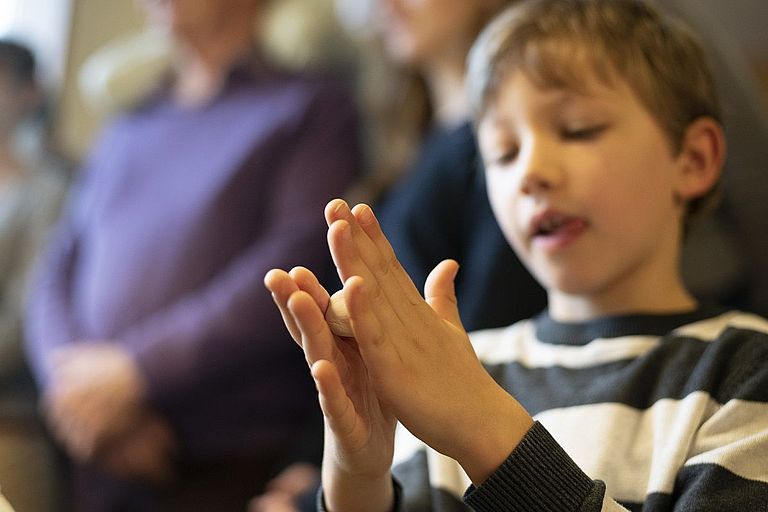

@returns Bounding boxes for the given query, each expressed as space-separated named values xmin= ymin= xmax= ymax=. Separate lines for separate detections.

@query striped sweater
xmin=388 ymin=307 xmax=768 ymax=511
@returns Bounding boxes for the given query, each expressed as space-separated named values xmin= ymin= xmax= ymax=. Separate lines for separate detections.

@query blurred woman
xmin=368 ymin=0 xmax=546 ymax=333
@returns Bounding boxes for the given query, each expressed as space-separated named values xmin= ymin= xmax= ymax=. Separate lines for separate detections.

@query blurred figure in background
xmin=24 ymin=0 xmax=359 ymax=510
xmin=0 ymin=39 xmax=67 ymax=512
xmin=353 ymin=0 xmax=547 ymax=333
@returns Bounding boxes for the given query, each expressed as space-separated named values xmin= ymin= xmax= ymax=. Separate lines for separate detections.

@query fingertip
xmin=285 ymin=290 xmax=309 ymax=313
xmin=351 ymin=203 xmax=376 ymax=226
xmin=288 ymin=266 xmax=310 ymax=283
xmin=263 ymin=268 xmax=287 ymax=290
xmin=327 ymin=219 xmax=352 ymax=245
xmin=442 ymin=259 xmax=461 ymax=278
xmin=342 ymin=275 xmax=365 ymax=299
xmin=325 ymin=198 xmax=350 ymax=225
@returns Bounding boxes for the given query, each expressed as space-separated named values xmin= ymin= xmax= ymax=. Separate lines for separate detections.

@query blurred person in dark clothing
xmin=23 ymin=0 xmax=360 ymax=510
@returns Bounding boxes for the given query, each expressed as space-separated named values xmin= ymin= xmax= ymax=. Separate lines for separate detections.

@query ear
xmin=674 ymin=117 xmax=726 ymax=202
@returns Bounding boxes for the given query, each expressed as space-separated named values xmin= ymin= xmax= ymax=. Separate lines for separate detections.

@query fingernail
xmin=334 ymin=200 xmax=350 ymax=217
xmin=358 ymin=204 xmax=374 ymax=224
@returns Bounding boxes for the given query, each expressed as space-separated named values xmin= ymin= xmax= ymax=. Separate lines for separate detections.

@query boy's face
xmin=478 ymin=71 xmax=689 ymax=315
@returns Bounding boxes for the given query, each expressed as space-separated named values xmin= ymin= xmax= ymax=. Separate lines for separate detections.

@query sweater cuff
xmin=464 ymin=421 xmax=598 ymax=511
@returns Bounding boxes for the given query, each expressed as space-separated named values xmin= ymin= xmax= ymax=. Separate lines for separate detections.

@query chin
xmin=534 ymin=267 xmax=606 ymax=298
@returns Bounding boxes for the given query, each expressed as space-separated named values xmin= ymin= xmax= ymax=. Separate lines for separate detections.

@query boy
xmin=265 ymin=0 xmax=768 ymax=510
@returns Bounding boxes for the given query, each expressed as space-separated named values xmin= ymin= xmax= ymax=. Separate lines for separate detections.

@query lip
xmin=528 ymin=209 xmax=588 ymax=251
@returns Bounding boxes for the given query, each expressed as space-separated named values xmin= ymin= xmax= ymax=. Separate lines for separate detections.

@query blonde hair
xmin=467 ymin=0 xmax=722 ymax=223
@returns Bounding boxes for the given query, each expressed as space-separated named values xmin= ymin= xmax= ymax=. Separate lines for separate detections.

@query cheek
xmin=485 ymin=172 xmax=524 ymax=249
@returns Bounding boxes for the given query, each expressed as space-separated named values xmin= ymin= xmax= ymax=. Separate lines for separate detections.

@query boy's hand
xmin=325 ymin=199 xmax=534 ymax=485
xmin=264 ymin=266 xmax=396 ymax=512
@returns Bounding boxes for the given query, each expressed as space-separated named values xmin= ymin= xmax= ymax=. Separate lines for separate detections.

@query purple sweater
xmin=25 ymin=59 xmax=359 ymax=459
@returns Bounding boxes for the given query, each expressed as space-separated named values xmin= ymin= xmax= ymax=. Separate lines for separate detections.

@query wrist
xmin=322 ymin=463 xmax=393 ymax=512
xmin=454 ymin=384 xmax=534 ymax=485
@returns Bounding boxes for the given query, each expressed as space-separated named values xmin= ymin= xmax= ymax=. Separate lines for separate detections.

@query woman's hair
xmin=467 ymin=0 xmax=722 ymax=224
xmin=0 ymin=40 xmax=36 ymax=86
xmin=352 ymin=0 xmax=514 ymax=203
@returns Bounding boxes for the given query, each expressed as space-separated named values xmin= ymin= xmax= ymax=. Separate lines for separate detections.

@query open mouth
xmin=529 ymin=211 xmax=588 ymax=247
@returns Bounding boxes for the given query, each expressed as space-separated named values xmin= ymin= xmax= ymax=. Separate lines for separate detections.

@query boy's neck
xmin=547 ymin=272 xmax=697 ymax=323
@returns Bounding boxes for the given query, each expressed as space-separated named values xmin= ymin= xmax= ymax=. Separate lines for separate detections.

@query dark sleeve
xmin=467 ymin=357 xmax=768 ymax=512
xmin=123 ymin=84 xmax=360 ymax=407
xmin=464 ymin=422 xmax=608 ymax=512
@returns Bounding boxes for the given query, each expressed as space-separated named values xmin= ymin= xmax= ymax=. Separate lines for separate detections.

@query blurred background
xmin=0 ymin=0 xmax=765 ymax=166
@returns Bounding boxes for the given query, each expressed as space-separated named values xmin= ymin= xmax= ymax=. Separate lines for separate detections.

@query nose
xmin=518 ymin=136 xmax=563 ymax=196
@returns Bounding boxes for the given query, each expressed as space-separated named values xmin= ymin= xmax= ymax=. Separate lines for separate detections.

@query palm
xmin=325 ymin=331 xmax=396 ymax=473
xmin=264 ymin=267 xmax=395 ymax=475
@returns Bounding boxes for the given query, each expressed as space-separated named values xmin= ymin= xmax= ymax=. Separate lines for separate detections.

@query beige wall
xmin=55 ymin=0 xmax=145 ymax=162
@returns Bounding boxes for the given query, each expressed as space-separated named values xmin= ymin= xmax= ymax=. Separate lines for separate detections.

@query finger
xmin=288 ymin=291 xmax=337 ymax=366
xmin=331 ymin=202 xmax=430 ymax=329
xmin=311 ymin=360 xmax=358 ymax=439
xmin=424 ymin=259 xmax=463 ymax=328
xmin=289 ymin=266 xmax=331 ymax=314
xmin=327 ymin=219 xmax=404 ymax=334
xmin=350 ymin=203 xmax=423 ymax=301
xmin=264 ymin=268 xmax=302 ymax=344
xmin=343 ymin=276 xmax=389 ymax=353
xmin=343 ymin=276 xmax=406 ymax=389
xmin=324 ymin=198 xmax=348 ymax=228
xmin=326 ymin=201 xmax=387 ymax=287
xmin=326 ymin=202 xmax=399 ymax=290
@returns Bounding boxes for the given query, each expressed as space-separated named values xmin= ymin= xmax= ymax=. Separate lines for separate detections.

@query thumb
xmin=424 ymin=259 xmax=462 ymax=328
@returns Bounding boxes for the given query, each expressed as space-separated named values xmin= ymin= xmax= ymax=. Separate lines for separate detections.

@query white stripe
xmin=685 ymin=399 xmax=768 ymax=482
xmin=470 ymin=311 xmax=768 ymax=369
xmin=393 ymin=423 xmax=470 ymax=499
xmin=602 ymin=494 xmax=630 ymax=511
xmin=393 ymin=395 xmax=768 ymax=505
xmin=426 ymin=449 xmax=472 ymax=497
xmin=536 ymin=394 xmax=768 ymax=502
xmin=673 ymin=311 xmax=768 ymax=340
xmin=392 ymin=422 xmax=426 ymax=466
xmin=471 ymin=321 xmax=661 ymax=369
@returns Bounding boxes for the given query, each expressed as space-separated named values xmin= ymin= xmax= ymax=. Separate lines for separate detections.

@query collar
xmin=533 ymin=304 xmax=727 ymax=345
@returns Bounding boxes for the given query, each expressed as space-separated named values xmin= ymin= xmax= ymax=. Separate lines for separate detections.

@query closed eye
xmin=493 ymin=146 xmax=519 ymax=166
xmin=561 ymin=124 xmax=608 ymax=141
